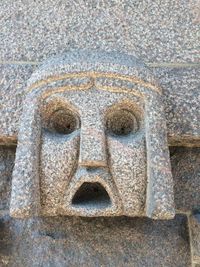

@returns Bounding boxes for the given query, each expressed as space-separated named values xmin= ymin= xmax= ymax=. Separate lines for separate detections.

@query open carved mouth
xmin=72 ymin=182 xmax=111 ymax=210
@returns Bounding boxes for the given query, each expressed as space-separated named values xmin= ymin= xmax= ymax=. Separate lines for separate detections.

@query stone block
xmin=0 ymin=214 xmax=191 ymax=267
xmin=154 ymin=67 xmax=200 ymax=147
xmin=0 ymin=214 xmax=13 ymax=267
xmin=0 ymin=146 xmax=16 ymax=210
xmin=0 ymin=64 xmax=35 ymax=141
xmin=0 ymin=0 xmax=199 ymax=63
xmin=171 ymin=147 xmax=200 ymax=213
xmin=189 ymin=213 xmax=200 ymax=265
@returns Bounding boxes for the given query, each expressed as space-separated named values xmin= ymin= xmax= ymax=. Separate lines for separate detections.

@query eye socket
xmin=47 ymin=109 xmax=79 ymax=135
xmin=106 ymin=109 xmax=139 ymax=136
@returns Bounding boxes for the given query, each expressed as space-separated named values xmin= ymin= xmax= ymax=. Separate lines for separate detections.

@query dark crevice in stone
xmin=72 ymin=182 xmax=111 ymax=209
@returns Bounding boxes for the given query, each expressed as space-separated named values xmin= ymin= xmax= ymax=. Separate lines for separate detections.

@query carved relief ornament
xmin=10 ymin=51 xmax=175 ymax=219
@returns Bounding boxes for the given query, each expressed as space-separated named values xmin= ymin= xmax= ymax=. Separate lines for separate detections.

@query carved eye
xmin=106 ymin=109 xmax=139 ymax=136
xmin=47 ymin=109 xmax=79 ymax=135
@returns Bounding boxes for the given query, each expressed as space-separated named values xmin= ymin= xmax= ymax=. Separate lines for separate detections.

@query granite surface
xmin=0 ymin=214 xmax=13 ymax=267
xmin=0 ymin=147 xmax=15 ymax=210
xmin=171 ymin=147 xmax=200 ymax=213
xmin=0 ymin=63 xmax=199 ymax=147
xmin=0 ymin=64 xmax=35 ymax=141
xmin=0 ymin=145 xmax=196 ymax=267
xmin=0 ymin=148 xmax=199 ymax=267
xmin=154 ymin=67 xmax=200 ymax=147
xmin=0 ymin=1 xmax=199 ymax=265
xmin=1 ymin=145 xmax=199 ymax=217
xmin=0 ymin=0 xmax=199 ymax=63
xmin=0 ymin=214 xmax=191 ymax=267
xmin=9 ymin=51 xmax=174 ymax=219
xmin=189 ymin=212 xmax=200 ymax=265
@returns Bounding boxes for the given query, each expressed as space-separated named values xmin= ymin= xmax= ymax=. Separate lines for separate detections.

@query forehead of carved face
xmin=40 ymin=87 xmax=146 ymax=217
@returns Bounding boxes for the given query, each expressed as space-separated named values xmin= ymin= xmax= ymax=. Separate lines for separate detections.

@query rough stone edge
xmin=188 ymin=212 xmax=200 ymax=265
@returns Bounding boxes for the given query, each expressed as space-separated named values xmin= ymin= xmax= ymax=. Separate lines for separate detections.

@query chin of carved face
xmin=40 ymin=89 xmax=146 ymax=217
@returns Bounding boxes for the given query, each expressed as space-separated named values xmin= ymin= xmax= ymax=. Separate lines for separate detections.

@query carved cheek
xmin=40 ymin=132 xmax=80 ymax=216
xmin=107 ymin=135 xmax=147 ymax=216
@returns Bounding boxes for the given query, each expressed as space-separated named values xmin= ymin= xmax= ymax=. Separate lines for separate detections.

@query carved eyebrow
xmin=42 ymin=95 xmax=80 ymax=115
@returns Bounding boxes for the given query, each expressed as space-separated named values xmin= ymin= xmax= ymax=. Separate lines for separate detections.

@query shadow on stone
xmin=72 ymin=182 xmax=111 ymax=209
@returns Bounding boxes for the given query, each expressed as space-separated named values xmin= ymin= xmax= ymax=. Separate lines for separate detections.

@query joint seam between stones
xmin=1 ymin=61 xmax=200 ymax=68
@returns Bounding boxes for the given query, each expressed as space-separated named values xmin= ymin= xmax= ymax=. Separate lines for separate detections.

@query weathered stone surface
xmin=0 ymin=64 xmax=35 ymax=141
xmin=0 ymin=147 xmax=15 ymax=210
xmin=154 ymin=67 xmax=200 ymax=147
xmin=0 ymin=144 xmax=194 ymax=267
xmin=0 ymin=0 xmax=199 ymax=63
xmin=0 ymin=214 xmax=13 ymax=267
xmin=10 ymin=51 xmax=174 ymax=219
xmin=189 ymin=212 xmax=200 ymax=264
xmin=0 ymin=62 xmax=200 ymax=146
xmin=171 ymin=147 xmax=200 ymax=213
xmin=0 ymin=214 xmax=191 ymax=267
xmin=0 ymin=146 xmax=199 ymax=216
xmin=0 ymin=0 xmax=199 ymax=266
xmin=0 ymin=145 xmax=196 ymax=266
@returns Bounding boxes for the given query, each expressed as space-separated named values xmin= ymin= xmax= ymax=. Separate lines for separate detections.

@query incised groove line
xmin=27 ymin=72 xmax=161 ymax=95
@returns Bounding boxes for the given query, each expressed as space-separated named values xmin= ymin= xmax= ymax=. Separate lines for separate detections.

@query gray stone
xmin=171 ymin=147 xmax=200 ymax=213
xmin=154 ymin=67 xmax=200 ymax=147
xmin=10 ymin=51 xmax=174 ymax=219
xmin=0 ymin=0 xmax=199 ymax=266
xmin=0 ymin=64 xmax=35 ymax=141
xmin=0 ymin=146 xmax=15 ymax=210
xmin=0 ymin=214 xmax=13 ymax=267
xmin=4 ymin=144 xmax=197 ymax=267
xmin=0 ymin=63 xmax=199 ymax=146
xmin=0 ymin=214 xmax=191 ymax=267
xmin=0 ymin=0 xmax=199 ymax=63
xmin=1 ymin=145 xmax=199 ymax=217
xmin=189 ymin=212 xmax=200 ymax=264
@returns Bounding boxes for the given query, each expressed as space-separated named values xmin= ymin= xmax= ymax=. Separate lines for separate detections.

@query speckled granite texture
xmin=0 ymin=65 xmax=199 ymax=146
xmin=0 ymin=214 xmax=191 ymax=267
xmin=0 ymin=147 xmax=15 ymax=210
xmin=154 ymin=67 xmax=200 ymax=147
xmin=0 ymin=146 xmax=198 ymax=266
xmin=189 ymin=212 xmax=200 ymax=265
xmin=0 ymin=0 xmax=199 ymax=266
xmin=0 ymin=64 xmax=35 ymax=141
xmin=10 ymin=51 xmax=174 ymax=219
xmin=171 ymin=147 xmax=200 ymax=213
xmin=0 ymin=0 xmax=199 ymax=63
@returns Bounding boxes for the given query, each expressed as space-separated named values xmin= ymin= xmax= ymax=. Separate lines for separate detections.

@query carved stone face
xmin=10 ymin=51 xmax=175 ymax=219
xmin=40 ymin=89 xmax=146 ymax=216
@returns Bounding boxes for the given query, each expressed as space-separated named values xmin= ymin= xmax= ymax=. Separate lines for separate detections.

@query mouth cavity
xmin=72 ymin=182 xmax=111 ymax=210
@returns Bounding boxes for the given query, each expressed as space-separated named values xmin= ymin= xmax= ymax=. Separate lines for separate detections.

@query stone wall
xmin=0 ymin=1 xmax=199 ymax=266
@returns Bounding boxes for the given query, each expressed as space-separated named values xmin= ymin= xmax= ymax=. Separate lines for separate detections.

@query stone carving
xmin=10 ymin=51 xmax=175 ymax=219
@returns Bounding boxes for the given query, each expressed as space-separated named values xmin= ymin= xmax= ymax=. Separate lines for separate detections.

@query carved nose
xmin=61 ymin=119 xmax=122 ymax=216
xmin=79 ymin=127 xmax=107 ymax=168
